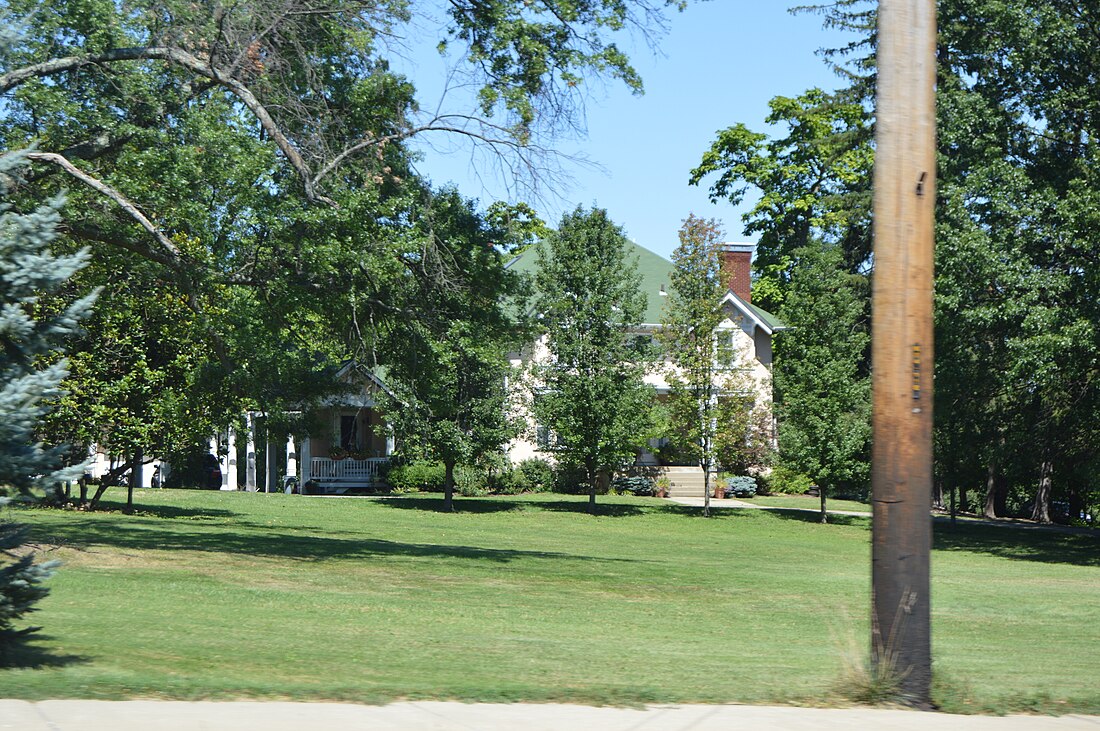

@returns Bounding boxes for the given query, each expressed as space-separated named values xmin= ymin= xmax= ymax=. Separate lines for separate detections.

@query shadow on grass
xmin=0 ymin=635 xmax=89 ymax=670
xmin=375 ymin=497 xmax=527 ymax=514
xmin=376 ymin=495 xmax=711 ymax=519
xmin=121 ymin=504 xmax=241 ymax=521
xmin=534 ymin=500 xmax=652 ymax=518
xmin=756 ymin=508 xmax=871 ymax=528
xmin=32 ymin=515 xmax=637 ymax=566
xmin=934 ymin=521 xmax=1100 ymax=567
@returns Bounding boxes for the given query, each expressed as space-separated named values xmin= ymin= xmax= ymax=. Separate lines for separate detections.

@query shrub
xmin=552 ymin=463 xmax=589 ymax=494
xmin=386 ymin=461 xmax=446 ymax=492
xmin=488 ymin=468 xmax=524 ymax=495
xmin=761 ymin=464 xmax=814 ymax=495
xmin=516 ymin=458 xmax=553 ymax=493
xmin=724 ymin=475 xmax=758 ymax=498
xmin=611 ymin=475 xmax=656 ymax=496
xmin=455 ymin=465 xmax=488 ymax=497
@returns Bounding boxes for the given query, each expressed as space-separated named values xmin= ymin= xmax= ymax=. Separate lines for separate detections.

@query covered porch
xmin=297 ymin=396 xmax=394 ymax=494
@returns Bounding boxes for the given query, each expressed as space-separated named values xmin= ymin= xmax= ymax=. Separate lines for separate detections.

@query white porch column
xmin=245 ymin=413 xmax=257 ymax=492
xmin=300 ymin=437 xmax=311 ymax=487
xmin=224 ymin=427 xmax=238 ymax=491
xmin=265 ymin=423 xmax=277 ymax=493
xmin=286 ymin=435 xmax=297 ymax=478
xmin=385 ymin=430 xmax=395 ymax=457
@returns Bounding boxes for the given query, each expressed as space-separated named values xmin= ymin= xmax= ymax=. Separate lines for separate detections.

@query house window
xmin=536 ymin=424 xmax=563 ymax=451
xmin=716 ymin=330 xmax=737 ymax=367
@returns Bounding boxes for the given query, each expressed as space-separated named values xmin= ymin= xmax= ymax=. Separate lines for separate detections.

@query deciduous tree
xmin=533 ymin=206 xmax=656 ymax=514
xmin=660 ymin=214 xmax=725 ymax=516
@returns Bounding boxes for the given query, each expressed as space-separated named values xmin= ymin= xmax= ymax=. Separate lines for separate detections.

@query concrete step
xmin=659 ymin=466 xmax=709 ymax=497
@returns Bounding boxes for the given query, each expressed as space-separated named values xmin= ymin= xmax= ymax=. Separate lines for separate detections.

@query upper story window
xmin=716 ymin=330 xmax=737 ymax=367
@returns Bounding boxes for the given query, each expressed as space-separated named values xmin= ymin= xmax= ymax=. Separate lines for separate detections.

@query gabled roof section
xmin=335 ymin=360 xmax=395 ymax=399
xmin=720 ymin=291 xmax=787 ymax=335
xmin=507 ymin=239 xmax=785 ymax=331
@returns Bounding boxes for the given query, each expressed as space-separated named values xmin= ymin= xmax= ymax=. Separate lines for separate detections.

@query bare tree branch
xmin=4 ymin=47 xmax=334 ymax=205
xmin=25 ymin=152 xmax=187 ymax=266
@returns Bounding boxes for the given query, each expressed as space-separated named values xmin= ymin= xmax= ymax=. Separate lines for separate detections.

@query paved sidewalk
xmin=668 ymin=496 xmax=870 ymax=516
xmin=2 ymin=700 xmax=1099 ymax=731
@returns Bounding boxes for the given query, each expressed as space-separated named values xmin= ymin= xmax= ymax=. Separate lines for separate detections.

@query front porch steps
xmin=660 ymin=466 xmax=710 ymax=498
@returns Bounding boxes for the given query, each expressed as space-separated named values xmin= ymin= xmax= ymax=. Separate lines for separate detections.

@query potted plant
xmin=329 ymin=446 xmax=349 ymax=461
xmin=655 ymin=476 xmax=671 ymax=498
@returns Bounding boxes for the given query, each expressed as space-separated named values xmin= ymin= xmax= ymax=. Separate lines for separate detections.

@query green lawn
xmin=3 ymin=489 xmax=1098 ymax=714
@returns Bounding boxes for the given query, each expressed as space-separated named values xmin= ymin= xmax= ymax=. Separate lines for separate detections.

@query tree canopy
xmin=533 ymin=206 xmax=656 ymax=513
xmin=695 ymin=0 xmax=1100 ymax=523
xmin=0 ymin=1 xmax=692 ymax=487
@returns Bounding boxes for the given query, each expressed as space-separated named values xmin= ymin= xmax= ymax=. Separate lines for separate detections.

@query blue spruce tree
xmin=0 ymin=148 xmax=96 ymax=658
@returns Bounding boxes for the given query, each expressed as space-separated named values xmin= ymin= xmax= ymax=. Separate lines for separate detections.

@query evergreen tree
xmin=533 ymin=206 xmax=656 ymax=514
xmin=0 ymin=149 xmax=95 ymax=657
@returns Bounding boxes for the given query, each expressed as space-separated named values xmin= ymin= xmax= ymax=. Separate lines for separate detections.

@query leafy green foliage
xmin=759 ymin=464 xmax=814 ymax=496
xmin=659 ymin=214 xmax=725 ymax=512
xmin=377 ymin=187 xmax=525 ymax=511
xmin=385 ymin=461 xmax=447 ymax=493
xmin=0 ymin=1 xmax=691 ymax=505
xmin=533 ymin=206 xmax=658 ymax=511
xmin=514 ymin=457 xmax=554 ymax=493
xmin=774 ymin=245 xmax=870 ymax=508
xmin=690 ymin=89 xmax=873 ymax=311
xmin=445 ymin=0 xmax=688 ymax=133
xmin=713 ymin=373 xmax=774 ymax=476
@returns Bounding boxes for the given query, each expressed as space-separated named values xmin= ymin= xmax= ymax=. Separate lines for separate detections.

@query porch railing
xmin=309 ymin=457 xmax=388 ymax=482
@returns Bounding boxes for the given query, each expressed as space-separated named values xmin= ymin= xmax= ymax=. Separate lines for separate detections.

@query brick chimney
xmin=719 ymin=243 xmax=755 ymax=302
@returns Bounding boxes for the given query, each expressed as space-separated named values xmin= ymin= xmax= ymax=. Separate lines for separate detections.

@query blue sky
xmin=398 ymin=2 xmax=856 ymax=260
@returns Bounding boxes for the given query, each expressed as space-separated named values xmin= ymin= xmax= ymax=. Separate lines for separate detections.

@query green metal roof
xmin=506 ymin=240 xmax=785 ymax=332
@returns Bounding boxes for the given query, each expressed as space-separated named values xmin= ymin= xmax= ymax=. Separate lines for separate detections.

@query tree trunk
xmin=994 ymin=474 xmax=1008 ymax=517
xmin=931 ymin=479 xmax=944 ymax=510
xmin=982 ymin=463 xmax=997 ymax=519
xmin=819 ymin=488 xmax=828 ymax=524
xmin=958 ymin=483 xmax=969 ymax=514
xmin=126 ymin=447 xmax=142 ymax=514
xmin=78 ymin=475 xmax=88 ymax=507
xmin=587 ymin=462 xmax=597 ymax=515
xmin=1031 ymin=459 xmax=1053 ymax=524
xmin=982 ymin=462 xmax=1009 ymax=519
xmin=443 ymin=460 xmax=455 ymax=513
xmin=949 ymin=480 xmax=956 ymax=525
xmin=701 ymin=457 xmax=711 ymax=518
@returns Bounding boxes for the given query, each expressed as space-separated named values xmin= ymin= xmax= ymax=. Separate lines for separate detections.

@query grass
xmin=2 ymin=488 xmax=1098 ymax=714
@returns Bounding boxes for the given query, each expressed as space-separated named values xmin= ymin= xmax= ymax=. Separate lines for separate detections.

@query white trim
xmin=334 ymin=361 xmax=396 ymax=399
xmin=718 ymin=291 xmax=775 ymax=336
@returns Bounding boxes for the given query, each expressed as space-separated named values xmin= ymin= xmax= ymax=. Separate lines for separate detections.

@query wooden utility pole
xmin=871 ymin=0 xmax=937 ymax=707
